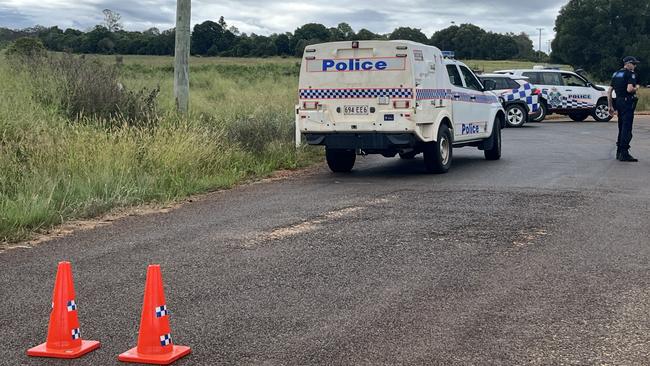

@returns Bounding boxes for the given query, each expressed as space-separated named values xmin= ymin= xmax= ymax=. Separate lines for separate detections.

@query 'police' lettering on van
xmin=306 ymin=58 xmax=406 ymax=72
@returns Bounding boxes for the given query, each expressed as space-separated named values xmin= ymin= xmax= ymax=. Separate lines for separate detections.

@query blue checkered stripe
xmin=502 ymin=83 xmax=539 ymax=112
xmin=71 ymin=328 xmax=80 ymax=340
xmin=160 ymin=333 xmax=172 ymax=346
xmin=416 ymin=89 xmax=451 ymax=100
xmin=541 ymin=90 xmax=593 ymax=109
xmin=299 ymin=88 xmax=412 ymax=99
xmin=155 ymin=305 xmax=168 ymax=318
xmin=67 ymin=300 xmax=77 ymax=312
xmin=417 ymin=89 xmax=498 ymax=104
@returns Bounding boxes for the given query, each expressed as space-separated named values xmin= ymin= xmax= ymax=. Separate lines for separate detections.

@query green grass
xmin=0 ymin=54 xmax=318 ymax=243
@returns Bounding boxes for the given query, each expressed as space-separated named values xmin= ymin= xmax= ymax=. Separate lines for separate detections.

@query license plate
xmin=344 ymin=105 xmax=369 ymax=115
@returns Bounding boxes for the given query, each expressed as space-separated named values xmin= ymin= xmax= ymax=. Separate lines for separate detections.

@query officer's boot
xmin=616 ymin=150 xmax=623 ymax=161
xmin=619 ymin=150 xmax=639 ymax=162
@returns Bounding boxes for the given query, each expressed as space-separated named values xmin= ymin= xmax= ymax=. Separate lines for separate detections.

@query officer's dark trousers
xmin=616 ymin=97 xmax=636 ymax=152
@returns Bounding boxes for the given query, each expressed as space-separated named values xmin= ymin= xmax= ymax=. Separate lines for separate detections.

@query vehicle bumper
xmin=304 ymin=133 xmax=418 ymax=150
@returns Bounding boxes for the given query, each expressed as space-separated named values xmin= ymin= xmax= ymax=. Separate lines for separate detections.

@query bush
xmin=226 ymin=112 xmax=294 ymax=153
xmin=6 ymin=37 xmax=47 ymax=59
xmin=13 ymin=54 xmax=160 ymax=127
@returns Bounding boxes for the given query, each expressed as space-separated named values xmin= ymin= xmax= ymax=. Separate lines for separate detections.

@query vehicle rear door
xmin=524 ymin=71 xmax=563 ymax=110
xmin=560 ymin=72 xmax=595 ymax=110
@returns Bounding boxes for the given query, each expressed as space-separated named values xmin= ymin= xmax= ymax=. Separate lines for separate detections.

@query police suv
xmin=494 ymin=67 xmax=612 ymax=122
xmin=479 ymin=74 xmax=541 ymax=127
xmin=296 ymin=40 xmax=506 ymax=173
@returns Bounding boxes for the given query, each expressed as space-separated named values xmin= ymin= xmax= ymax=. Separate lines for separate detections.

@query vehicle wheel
xmin=531 ymin=101 xmax=547 ymax=122
xmin=423 ymin=125 xmax=452 ymax=174
xmin=326 ymin=148 xmax=356 ymax=173
xmin=484 ymin=118 xmax=502 ymax=161
xmin=592 ymin=99 xmax=613 ymax=122
xmin=399 ymin=151 xmax=417 ymax=159
xmin=505 ymin=104 xmax=527 ymax=127
xmin=568 ymin=111 xmax=590 ymax=122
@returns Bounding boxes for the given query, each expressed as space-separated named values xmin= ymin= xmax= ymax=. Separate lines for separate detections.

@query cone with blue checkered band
xmin=119 ymin=265 xmax=190 ymax=364
xmin=27 ymin=261 xmax=100 ymax=359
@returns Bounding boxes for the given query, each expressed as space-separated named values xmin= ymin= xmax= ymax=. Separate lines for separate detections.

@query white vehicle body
xmin=494 ymin=68 xmax=612 ymax=122
xmin=296 ymin=40 xmax=505 ymax=173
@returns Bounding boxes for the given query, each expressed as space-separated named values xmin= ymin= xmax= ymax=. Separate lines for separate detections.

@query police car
xmin=296 ymin=40 xmax=506 ymax=173
xmin=479 ymin=74 xmax=541 ymax=127
xmin=494 ymin=67 xmax=612 ymax=122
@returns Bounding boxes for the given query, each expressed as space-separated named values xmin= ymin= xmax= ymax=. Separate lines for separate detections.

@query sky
xmin=0 ymin=0 xmax=568 ymax=51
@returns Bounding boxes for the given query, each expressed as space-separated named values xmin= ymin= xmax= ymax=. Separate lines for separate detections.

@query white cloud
xmin=0 ymin=0 xmax=567 ymax=50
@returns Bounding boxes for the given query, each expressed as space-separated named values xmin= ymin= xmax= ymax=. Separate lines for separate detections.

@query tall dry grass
xmin=0 ymin=54 xmax=317 ymax=242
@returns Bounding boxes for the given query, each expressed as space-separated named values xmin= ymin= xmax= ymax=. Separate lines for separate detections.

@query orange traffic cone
xmin=27 ymin=261 xmax=100 ymax=359
xmin=118 ymin=265 xmax=191 ymax=365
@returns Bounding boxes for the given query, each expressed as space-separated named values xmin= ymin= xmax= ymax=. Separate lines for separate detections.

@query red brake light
xmin=393 ymin=100 xmax=410 ymax=109
xmin=352 ymin=41 xmax=359 ymax=49
xmin=303 ymin=101 xmax=319 ymax=110
xmin=532 ymin=88 xmax=541 ymax=95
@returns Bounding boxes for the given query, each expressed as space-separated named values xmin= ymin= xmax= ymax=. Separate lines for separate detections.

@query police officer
xmin=608 ymin=56 xmax=641 ymax=162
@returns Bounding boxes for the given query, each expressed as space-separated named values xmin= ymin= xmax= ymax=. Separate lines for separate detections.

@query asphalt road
xmin=2 ymin=117 xmax=650 ymax=365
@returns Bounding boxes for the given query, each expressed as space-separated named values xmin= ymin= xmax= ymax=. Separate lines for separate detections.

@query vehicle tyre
xmin=326 ymin=148 xmax=356 ymax=173
xmin=484 ymin=118 xmax=502 ymax=161
xmin=423 ymin=125 xmax=452 ymax=174
xmin=568 ymin=111 xmax=590 ymax=122
xmin=592 ymin=99 xmax=613 ymax=122
xmin=399 ymin=151 xmax=417 ymax=159
xmin=505 ymin=104 xmax=527 ymax=127
xmin=531 ymin=101 xmax=547 ymax=122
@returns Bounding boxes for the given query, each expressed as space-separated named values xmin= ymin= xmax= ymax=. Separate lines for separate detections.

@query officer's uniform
xmin=611 ymin=59 xmax=639 ymax=160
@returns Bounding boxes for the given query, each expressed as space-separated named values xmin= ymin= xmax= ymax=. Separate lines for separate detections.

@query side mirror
xmin=483 ymin=79 xmax=496 ymax=91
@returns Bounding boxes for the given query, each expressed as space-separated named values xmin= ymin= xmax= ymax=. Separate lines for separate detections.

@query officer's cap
xmin=623 ymin=56 xmax=640 ymax=65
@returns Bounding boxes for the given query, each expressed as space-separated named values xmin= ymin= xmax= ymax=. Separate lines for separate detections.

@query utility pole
xmin=174 ymin=0 xmax=191 ymax=116
xmin=536 ymin=28 xmax=543 ymax=52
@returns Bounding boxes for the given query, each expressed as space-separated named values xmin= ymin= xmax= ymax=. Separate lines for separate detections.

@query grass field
xmin=0 ymin=54 xmax=314 ymax=243
xmin=1 ymin=54 xmax=648 ymax=243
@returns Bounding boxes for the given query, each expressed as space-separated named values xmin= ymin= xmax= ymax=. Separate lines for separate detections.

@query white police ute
xmin=479 ymin=74 xmax=541 ymax=127
xmin=296 ymin=40 xmax=506 ymax=173
xmin=494 ymin=68 xmax=612 ymax=122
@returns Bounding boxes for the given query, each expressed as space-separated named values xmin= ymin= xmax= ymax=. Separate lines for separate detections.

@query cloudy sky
xmin=0 ymin=0 xmax=568 ymax=51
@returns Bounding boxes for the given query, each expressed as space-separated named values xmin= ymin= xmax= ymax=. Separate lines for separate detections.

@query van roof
xmin=305 ymin=40 xmax=441 ymax=52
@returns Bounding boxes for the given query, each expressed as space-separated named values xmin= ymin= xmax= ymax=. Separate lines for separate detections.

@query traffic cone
xmin=27 ymin=261 xmax=100 ymax=358
xmin=118 ymin=265 xmax=191 ymax=365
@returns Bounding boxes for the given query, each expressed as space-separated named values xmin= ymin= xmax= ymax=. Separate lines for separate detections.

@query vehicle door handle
xmin=453 ymin=94 xmax=460 ymax=99
xmin=565 ymin=89 xmax=572 ymax=91
xmin=470 ymin=96 xmax=477 ymax=101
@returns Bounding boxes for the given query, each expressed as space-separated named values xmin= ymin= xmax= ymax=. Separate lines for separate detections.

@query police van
xmin=494 ymin=67 xmax=612 ymax=122
xmin=295 ymin=40 xmax=506 ymax=173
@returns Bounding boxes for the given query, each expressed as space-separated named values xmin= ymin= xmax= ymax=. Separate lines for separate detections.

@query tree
xmin=292 ymin=23 xmax=330 ymax=55
xmin=329 ymin=22 xmax=355 ymax=41
xmin=356 ymin=28 xmax=382 ymax=40
xmin=389 ymin=27 xmax=428 ymax=44
xmin=191 ymin=20 xmax=222 ymax=55
xmin=274 ymin=33 xmax=292 ymax=55
xmin=552 ymin=0 xmax=650 ymax=82
xmin=103 ymin=9 xmax=122 ymax=32
xmin=6 ymin=37 xmax=47 ymax=58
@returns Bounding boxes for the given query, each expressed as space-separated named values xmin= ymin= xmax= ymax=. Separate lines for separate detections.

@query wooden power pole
xmin=174 ymin=0 xmax=191 ymax=115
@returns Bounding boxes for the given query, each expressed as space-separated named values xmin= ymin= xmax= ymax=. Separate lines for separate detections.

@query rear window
xmin=523 ymin=72 xmax=562 ymax=86
xmin=446 ymin=65 xmax=463 ymax=87
xmin=483 ymin=77 xmax=519 ymax=90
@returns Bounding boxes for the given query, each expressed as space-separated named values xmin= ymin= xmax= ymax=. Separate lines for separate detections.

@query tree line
xmin=0 ymin=13 xmax=540 ymax=61
xmin=552 ymin=0 xmax=649 ymax=83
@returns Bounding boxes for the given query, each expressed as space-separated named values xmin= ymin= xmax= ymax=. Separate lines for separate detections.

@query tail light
xmin=393 ymin=100 xmax=410 ymax=109
xmin=302 ymin=101 xmax=320 ymax=110
xmin=532 ymin=88 xmax=541 ymax=95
